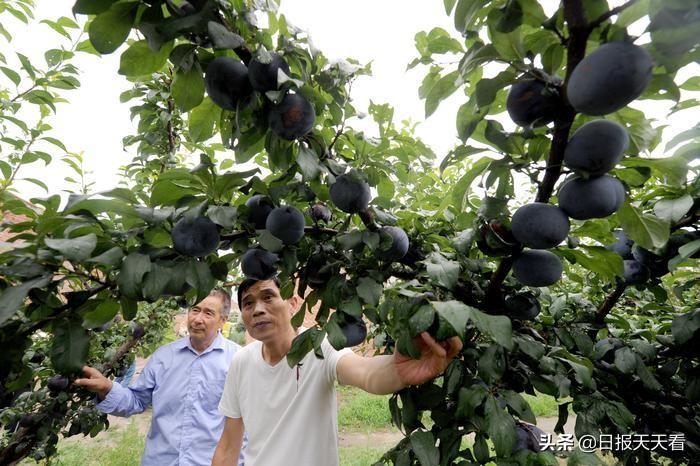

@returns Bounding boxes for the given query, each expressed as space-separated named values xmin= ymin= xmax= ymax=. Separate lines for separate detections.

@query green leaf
xmin=616 ymin=202 xmax=670 ymax=250
xmin=296 ymin=146 xmax=321 ymax=180
xmin=118 ymin=40 xmax=173 ymax=76
xmin=502 ymin=390 xmax=536 ymax=424
xmin=439 ymin=146 xmax=487 ymax=177
xmin=621 ymin=156 xmax=688 ymax=186
xmin=484 ymin=395 xmax=517 ymax=457
xmin=186 ymin=260 xmax=215 ymax=301
xmin=45 ymin=234 xmax=97 ymax=261
xmin=0 ymin=66 xmax=21 ymax=86
xmin=614 ymin=347 xmax=637 ymax=374
xmin=88 ymin=2 xmax=138 ymax=54
xmin=142 ymin=264 xmax=173 ymax=302
xmin=431 ymin=301 xmax=470 ymax=341
xmin=357 ymin=277 xmax=382 ymax=307
xmin=653 ymin=195 xmax=693 ymax=223
xmin=0 ymin=275 xmax=52 ymax=325
xmin=425 ymin=253 xmax=459 ymax=290
xmin=73 ymin=0 xmax=116 ymax=15
xmin=189 ymin=97 xmax=221 ymax=143
xmin=467 ymin=306 xmax=513 ymax=350
xmin=82 ymin=300 xmax=120 ymax=329
xmin=454 ymin=0 xmax=489 ymax=33
xmin=451 ymin=157 xmax=493 ymax=211
xmin=65 ymin=198 xmax=138 ymax=218
xmin=671 ymin=310 xmax=700 ymax=346
xmin=172 ymin=63 xmax=205 ymax=111
xmin=425 ymin=70 xmax=461 ymax=117
xmin=88 ymin=247 xmax=124 ymax=267
xmin=116 ymin=253 xmax=151 ymax=299
xmin=51 ymin=318 xmax=90 ymax=374
xmin=410 ymin=430 xmax=439 ymax=466
xmin=557 ymin=247 xmax=624 ymax=281
xmin=207 ymin=21 xmax=244 ymax=49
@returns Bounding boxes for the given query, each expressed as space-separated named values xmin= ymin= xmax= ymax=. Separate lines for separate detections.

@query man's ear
xmin=287 ymin=295 xmax=302 ymax=314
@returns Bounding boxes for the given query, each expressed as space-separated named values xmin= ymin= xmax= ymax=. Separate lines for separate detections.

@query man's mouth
xmin=253 ymin=321 xmax=271 ymax=329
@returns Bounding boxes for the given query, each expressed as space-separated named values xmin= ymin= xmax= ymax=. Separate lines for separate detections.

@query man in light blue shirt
xmin=75 ymin=288 xmax=245 ymax=466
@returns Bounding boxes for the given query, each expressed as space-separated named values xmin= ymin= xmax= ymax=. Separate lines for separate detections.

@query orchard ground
xmin=16 ymin=315 xmax=581 ymax=466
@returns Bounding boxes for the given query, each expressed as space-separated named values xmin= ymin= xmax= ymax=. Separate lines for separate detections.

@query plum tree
xmin=606 ymin=230 xmax=634 ymax=259
xmin=240 ymin=248 xmax=278 ymax=280
xmin=248 ymin=53 xmax=291 ymax=92
xmin=339 ymin=315 xmax=367 ymax=348
xmin=329 ymin=173 xmax=371 ymax=214
xmin=511 ymin=203 xmax=570 ymax=249
xmin=558 ymin=175 xmax=625 ymax=220
xmin=204 ymin=57 xmax=253 ymax=111
xmin=506 ymin=79 xmax=560 ymax=127
xmin=266 ymin=205 xmax=305 ymax=244
xmin=567 ymin=41 xmax=653 ymax=115
xmin=504 ymin=292 xmax=541 ymax=320
xmin=564 ymin=120 xmax=629 ymax=176
xmin=267 ymin=93 xmax=315 ymax=140
xmin=377 ymin=226 xmax=409 ymax=262
xmin=513 ymin=250 xmax=563 ymax=287
xmin=46 ymin=376 xmax=70 ymax=394
xmin=309 ymin=203 xmax=331 ymax=223
xmin=623 ymin=259 xmax=650 ymax=285
xmin=245 ymin=195 xmax=275 ymax=229
xmin=171 ymin=216 xmax=220 ymax=257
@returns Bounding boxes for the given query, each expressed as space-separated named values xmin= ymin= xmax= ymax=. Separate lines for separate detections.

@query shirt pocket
xmin=201 ymin=376 xmax=227 ymax=412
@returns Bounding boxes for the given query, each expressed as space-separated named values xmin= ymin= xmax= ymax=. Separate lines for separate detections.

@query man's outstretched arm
xmin=74 ymin=364 xmax=154 ymax=416
xmin=336 ymin=332 xmax=462 ymax=395
xmin=212 ymin=417 xmax=245 ymax=466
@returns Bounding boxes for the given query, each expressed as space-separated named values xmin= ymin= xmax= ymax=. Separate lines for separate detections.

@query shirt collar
xmin=176 ymin=332 xmax=226 ymax=355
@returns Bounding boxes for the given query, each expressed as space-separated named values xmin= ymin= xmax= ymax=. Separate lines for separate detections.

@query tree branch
xmin=487 ymin=0 xmax=592 ymax=303
xmin=595 ymin=282 xmax=628 ymax=324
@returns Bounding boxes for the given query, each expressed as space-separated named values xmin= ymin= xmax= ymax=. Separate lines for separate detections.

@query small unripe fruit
xmin=339 ymin=315 xmax=367 ymax=348
xmin=47 ymin=375 xmax=70 ymax=394
xmin=623 ymin=259 xmax=650 ymax=285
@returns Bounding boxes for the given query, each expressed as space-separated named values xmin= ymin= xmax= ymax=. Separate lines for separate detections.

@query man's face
xmin=187 ymin=295 xmax=226 ymax=344
xmin=240 ymin=280 xmax=299 ymax=342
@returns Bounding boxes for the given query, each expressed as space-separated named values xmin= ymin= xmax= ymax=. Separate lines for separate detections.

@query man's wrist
xmin=97 ymin=380 xmax=113 ymax=401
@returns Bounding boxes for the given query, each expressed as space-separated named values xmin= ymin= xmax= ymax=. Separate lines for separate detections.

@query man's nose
xmin=253 ymin=302 xmax=266 ymax=317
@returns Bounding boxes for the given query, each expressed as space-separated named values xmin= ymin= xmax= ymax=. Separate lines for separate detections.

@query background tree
xmin=1 ymin=0 xmax=699 ymax=464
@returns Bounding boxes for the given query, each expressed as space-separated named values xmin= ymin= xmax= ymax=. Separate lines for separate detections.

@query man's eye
xmin=264 ymin=295 xmax=272 ymax=301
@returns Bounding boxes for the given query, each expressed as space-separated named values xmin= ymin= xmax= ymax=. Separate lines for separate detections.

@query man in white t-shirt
xmin=212 ymin=277 xmax=462 ymax=466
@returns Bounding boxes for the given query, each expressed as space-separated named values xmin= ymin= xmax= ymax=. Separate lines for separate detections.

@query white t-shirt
xmin=218 ymin=333 xmax=352 ymax=466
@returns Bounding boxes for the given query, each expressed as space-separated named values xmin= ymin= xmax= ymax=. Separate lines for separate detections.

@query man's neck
xmin=190 ymin=333 xmax=217 ymax=354
xmin=262 ymin=327 xmax=298 ymax=365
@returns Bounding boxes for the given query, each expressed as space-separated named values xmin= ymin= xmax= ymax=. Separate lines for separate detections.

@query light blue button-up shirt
xmin=96 ymin=333 xmax=245 ymax=466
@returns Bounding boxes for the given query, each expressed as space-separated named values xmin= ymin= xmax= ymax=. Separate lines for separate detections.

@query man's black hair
xmin=237 ymin=276 xmax=282 ymax=309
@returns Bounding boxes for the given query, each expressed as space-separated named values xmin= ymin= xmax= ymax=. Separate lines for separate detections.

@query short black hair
xmin=237 ymin=276 xmax=281 ymax=309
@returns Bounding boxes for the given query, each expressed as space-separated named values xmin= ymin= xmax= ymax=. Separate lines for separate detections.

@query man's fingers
xmin=419 ymin=332 xmax=446 ymax=358
xmin=445 ymin=336 xmax=463 ymax=358
xmin=81 ymin=365 xmax=102 ymax=378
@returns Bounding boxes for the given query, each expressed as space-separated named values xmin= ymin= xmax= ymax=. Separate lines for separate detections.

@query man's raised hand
xmin=74 ymin=366 xmax=113 ymax=400
xmin=393 ymin=332 xmax=463 ymax=386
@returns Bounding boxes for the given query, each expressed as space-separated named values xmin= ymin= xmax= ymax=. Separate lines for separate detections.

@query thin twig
xmin=589 ymin=0 xmax=639 ymax=30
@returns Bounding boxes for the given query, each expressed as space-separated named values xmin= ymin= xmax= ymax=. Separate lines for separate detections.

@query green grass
xmin=21 ymin=419 xmax=145 ymax=466
xmin=337 ymin=385 xmax=393 ymax=431
xmin=339 ymin=445 xmax=388 ymax=466
xmin=523 ymin=392 xmax=573 ymax=417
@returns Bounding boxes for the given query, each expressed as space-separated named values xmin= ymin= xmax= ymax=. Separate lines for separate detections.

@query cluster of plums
xmin=239 ymin=172 xmax=409 ymax=281
xmin=205 ymin=51 xmax=315 ymax=141
xmin=606 ymin=229 xmax=700 ymax=285
xmin=503 ymin=41 xmax=654 ymax=287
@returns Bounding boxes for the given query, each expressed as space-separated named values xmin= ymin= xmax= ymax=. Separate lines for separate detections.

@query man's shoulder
xmin=152 ymin=337 xmax=188 ymax=358
xmin=231 ymin=340 xmax=260 ymax=362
